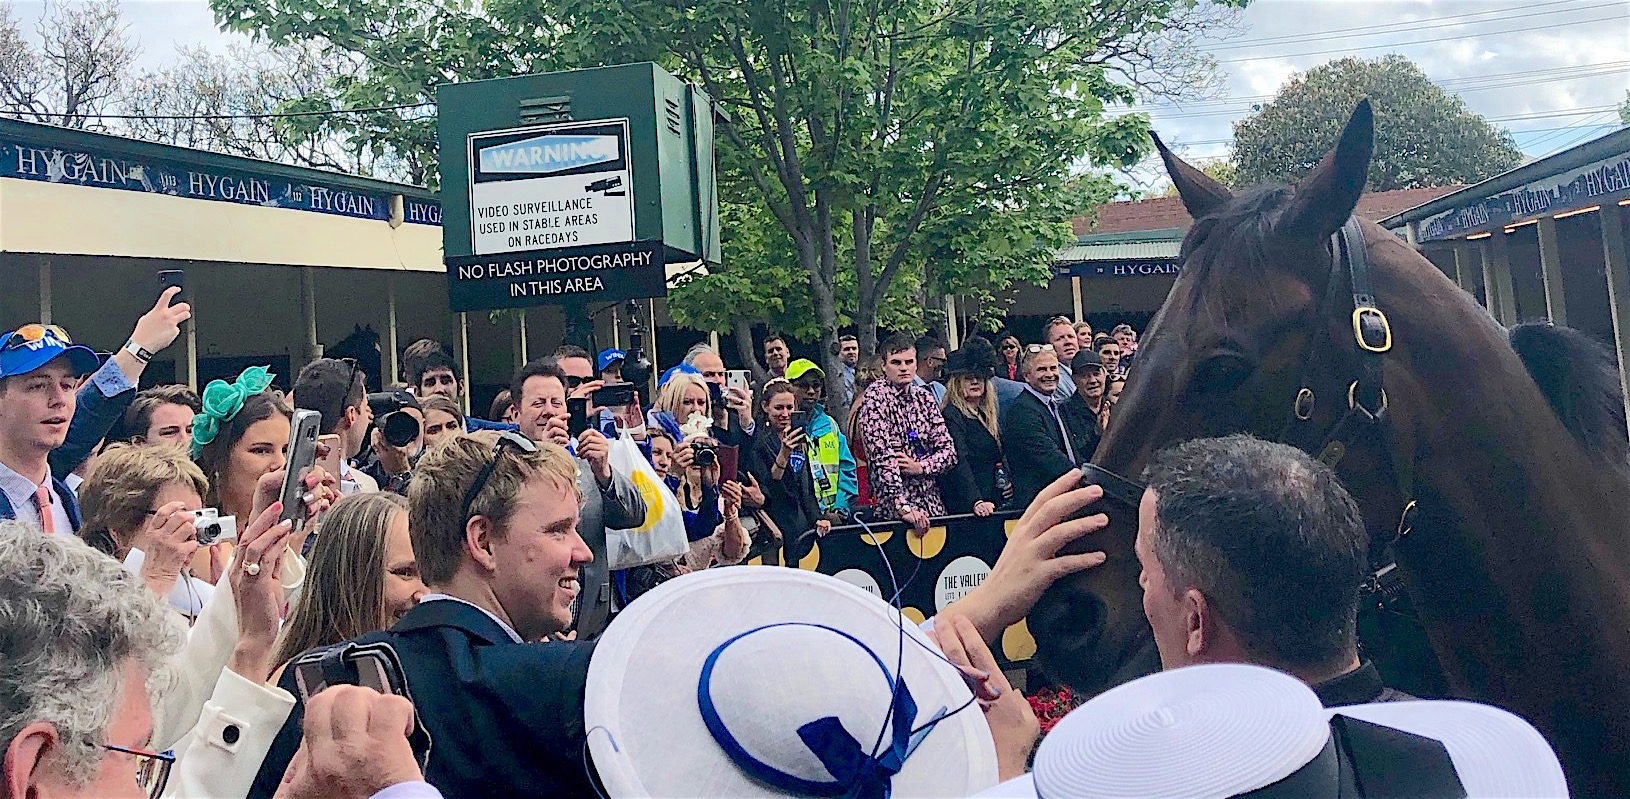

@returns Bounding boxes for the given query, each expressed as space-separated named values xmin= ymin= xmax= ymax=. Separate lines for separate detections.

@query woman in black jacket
xmin=747 ymin=379 xmax=823 ymax=565
xmin=938 ymin=347 xmax=1006 ymax=515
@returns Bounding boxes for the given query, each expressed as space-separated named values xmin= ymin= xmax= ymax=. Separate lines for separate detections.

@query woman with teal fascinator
xmin=190 ymin=367 xmax=289 ymax=579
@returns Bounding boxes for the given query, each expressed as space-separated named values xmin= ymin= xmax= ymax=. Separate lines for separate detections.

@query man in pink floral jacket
xmin=854 ymin=334 xmax=958 ymax=531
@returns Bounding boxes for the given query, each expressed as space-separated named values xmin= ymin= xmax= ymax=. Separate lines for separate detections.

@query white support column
xmin=708 ymin=330 xmax=720 ymax=351
xmin=37 ymin=259 xmax=51 ymax=324
xmin=384 ymin=274 xmax=400 ymax=385
xmin=456 ymin=312 xmax=472 ymax=416
xmin=184 ymin=306 xmax=198 ymax=391
xmin=300 ymin=268 xmax=321 ymax=367
xmin=944 ymin=293 xmax=959 ymax=349
xmin=1537 ymin=216 xmax=1568 ymax=326
xmin=1597 ymin=203 xmax=1630 ymax=439
xmin=1071 ymin=276 xmax=1084 ymax=322
xmin=1480 ymin=236 xmax=1517 ymax=325
xmin=1452 ymin=242 xmax=1476 ymax=294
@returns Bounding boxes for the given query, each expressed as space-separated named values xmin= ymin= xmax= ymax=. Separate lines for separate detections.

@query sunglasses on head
xmin=461 ymin=431 xmax=538 ymax=520
xmin=1024 ymin=344 xmax=1055 ymax=354
xmin=1 ymin=324 xmax=72 ymax=353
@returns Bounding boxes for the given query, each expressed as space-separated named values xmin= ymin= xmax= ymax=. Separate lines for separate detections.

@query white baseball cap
xmin=585 ymin=566 xmax=1000 ymax=797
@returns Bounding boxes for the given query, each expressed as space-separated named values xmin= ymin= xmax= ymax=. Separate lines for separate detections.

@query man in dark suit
xmin=1000 ymin=345 xmax=1098 ymax=507
xmin=249 ymin=430 xmax=605 ymax=798
xmin=510 ymin=357 xmax=646 ymax=638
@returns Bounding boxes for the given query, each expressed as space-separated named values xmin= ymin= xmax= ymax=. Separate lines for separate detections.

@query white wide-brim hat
xmin=976 ymin=663 xmax=1568 ymax=799
xmin=1332 ymin=700 xmax=1567 ymax=797
xmin=586 ymin=566 xmax=999 ymax=798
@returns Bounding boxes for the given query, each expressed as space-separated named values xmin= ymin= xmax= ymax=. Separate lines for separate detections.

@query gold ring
xmin=244 ymin=561 xmax=261 ymax=577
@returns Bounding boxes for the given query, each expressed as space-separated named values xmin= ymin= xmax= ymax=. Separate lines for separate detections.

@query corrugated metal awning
xmin=1055 ymin=240 xmax=1182 ymax=262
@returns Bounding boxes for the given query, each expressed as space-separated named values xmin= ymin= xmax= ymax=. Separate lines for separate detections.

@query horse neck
xmin=1379 ymin=243 xmax=1630 ymax=555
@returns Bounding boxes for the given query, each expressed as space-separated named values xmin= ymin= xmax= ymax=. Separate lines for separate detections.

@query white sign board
xmin=467 ymin=119 xmax=635 ymax=256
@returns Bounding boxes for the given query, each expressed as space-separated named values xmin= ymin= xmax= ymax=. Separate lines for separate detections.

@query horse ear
xmin=1276 ymin=99 xmax=1374 ymax=241
xmin=1153 ymin=132 xmax=1233 ymax=219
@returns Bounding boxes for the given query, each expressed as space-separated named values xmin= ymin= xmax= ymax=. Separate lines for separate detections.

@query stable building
xmin=1381 ymin=127 xmax=1630 ymax=424
xmin=993 ymin=187 xmax=1462 ymax=344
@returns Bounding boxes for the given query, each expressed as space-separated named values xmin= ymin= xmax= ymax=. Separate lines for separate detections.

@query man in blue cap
xmin=0 ymin=288 xmax=191 ymax=532
xmin=597 ymin=347 xmax=626 ymax=384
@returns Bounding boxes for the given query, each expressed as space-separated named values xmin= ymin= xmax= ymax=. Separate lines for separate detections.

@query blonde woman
xmin=649 ymin=371 xmax=715 ymax=475
xmin=939 ymin=349 xmax=1006 ymax=516
xmin=271 ymin=491 xmax=427 ymax=676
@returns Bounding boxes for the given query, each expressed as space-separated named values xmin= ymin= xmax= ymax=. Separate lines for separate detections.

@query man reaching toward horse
xmin=1135 ymin=434 xmax=1409 ymax=706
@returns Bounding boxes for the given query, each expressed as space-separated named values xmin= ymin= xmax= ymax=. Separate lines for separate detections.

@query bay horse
xmin=1028 ymin=100 xmax=1630 ymax=796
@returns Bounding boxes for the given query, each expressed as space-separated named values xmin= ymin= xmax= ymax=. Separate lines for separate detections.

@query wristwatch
xmin=122 ymin=339 xmax=155 ymax=363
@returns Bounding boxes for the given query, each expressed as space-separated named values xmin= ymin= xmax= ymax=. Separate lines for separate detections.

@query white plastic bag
xmin=605 ymin=432 xmax=689 ymax=570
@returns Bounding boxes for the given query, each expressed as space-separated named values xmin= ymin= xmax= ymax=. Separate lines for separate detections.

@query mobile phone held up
xmin=157 ymin=270 xmax=184 ymax=304
xmin=788 ymin=410 xmax=811 ymax=434
xmin=591 ymin=382 xmax=638 ymax=408
xmin=727 ymin=370 xmax=751 ymax=395
xmin=279 ymin=410 xmax=322 ymax=528
xmin=567 ymin=397 xmax=591 ymax=438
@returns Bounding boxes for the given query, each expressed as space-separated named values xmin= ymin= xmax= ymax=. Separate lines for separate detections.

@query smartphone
xmin=158 ymin=270 xmax=184 ymax=304
xmin=717 ymin=444 xmax=740 ymax=483
xmin=707 ymin=380 xmax=724 ymax=409
xmin=279 ymin=410 xmax=322 ymax=528
xmin=567 ymin=397 xmax=591 ymax=438
xmin=316 ymin=434 xmax=344 ymax=483
xmin=727 ymin=370 xmax=750 ymax=395
xmin=592 ymin=382 xmax=637 ymax=408
xmin=788 ymin=410 xmax=811 ymax=433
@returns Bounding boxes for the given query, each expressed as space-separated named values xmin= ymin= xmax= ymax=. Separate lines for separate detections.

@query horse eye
xmin=1191 ymin=351 xmax=1256 ymax=393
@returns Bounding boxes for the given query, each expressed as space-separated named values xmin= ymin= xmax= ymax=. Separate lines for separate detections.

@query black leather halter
xmin=1080 ymin=217 xmax=1417 ymax=550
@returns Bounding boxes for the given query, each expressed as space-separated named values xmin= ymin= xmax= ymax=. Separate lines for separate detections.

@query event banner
xmin=0 ymin=124 xmax=441 ymax=226
xmin=762 ymin=512 xmax=1037 ymax=670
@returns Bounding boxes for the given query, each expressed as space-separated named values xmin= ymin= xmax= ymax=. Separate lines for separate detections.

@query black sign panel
xmin=445 ymin=240 xmax=666 ymax=312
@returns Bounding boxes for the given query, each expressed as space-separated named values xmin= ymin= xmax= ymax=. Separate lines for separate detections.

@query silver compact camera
xmin=192 ymin=508 xmax=238 ymax=546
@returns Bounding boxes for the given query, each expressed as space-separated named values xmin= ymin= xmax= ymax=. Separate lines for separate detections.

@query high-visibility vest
xmin=807 ymin=426 xmax=844 ymax=511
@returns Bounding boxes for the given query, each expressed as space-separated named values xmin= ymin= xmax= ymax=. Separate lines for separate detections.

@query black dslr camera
xmin=693 ymin=441 xmax=718 ymax=468
xmin=367 ymin=390 xmax=421 ymax=448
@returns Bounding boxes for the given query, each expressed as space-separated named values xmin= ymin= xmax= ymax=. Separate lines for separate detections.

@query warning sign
xmin=467 ymin=119 xmax=635 ymax=255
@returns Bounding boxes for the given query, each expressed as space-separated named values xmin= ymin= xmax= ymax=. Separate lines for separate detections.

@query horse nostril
xmin=1030 ymin=584 xmax=1106 ymax=654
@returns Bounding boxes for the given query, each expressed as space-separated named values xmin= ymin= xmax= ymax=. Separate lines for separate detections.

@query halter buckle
xmin=1352 ymin=306 xmax=1392 ymax=353
xmin=1347 ymin=380 xmax=1387 ymax=418
xmin=1293 ymin=388 xmax=1315 ymax=421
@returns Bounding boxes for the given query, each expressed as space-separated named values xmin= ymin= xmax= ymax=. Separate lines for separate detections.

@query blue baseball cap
xmin=658 ymin=363 xmax=701 ymax=387
xmin=0 ymin=325 xmax=100 ymax=380
xmin=598 ymin=348 xmax=628 ymax=372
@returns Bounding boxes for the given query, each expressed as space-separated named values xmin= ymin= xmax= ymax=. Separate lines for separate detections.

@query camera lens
xmin=382 ymin=411 xmax=420 ymax=448
xmin=196 ymin=523 xmax=221 ymax=546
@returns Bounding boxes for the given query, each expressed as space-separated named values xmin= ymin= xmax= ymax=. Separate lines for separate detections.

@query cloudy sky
xmin=10 ymin=0 xmax=1629 ymax=189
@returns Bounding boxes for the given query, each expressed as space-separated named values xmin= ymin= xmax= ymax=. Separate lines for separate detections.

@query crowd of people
xmin=0 ymin=291 xmax=1569 ymax=799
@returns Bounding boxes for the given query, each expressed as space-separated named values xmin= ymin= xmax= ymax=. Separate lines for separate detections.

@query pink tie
xmin=33 ymin=484 xmax=55 ymax=535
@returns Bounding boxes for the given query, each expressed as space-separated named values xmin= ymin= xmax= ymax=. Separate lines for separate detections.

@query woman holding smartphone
xmin=748 ymin=379 xmax=823 ymax=565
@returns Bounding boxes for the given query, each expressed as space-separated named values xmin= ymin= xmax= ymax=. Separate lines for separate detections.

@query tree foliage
xmin=1619 ymin=90 xmax=1629 ymax=127
xmin=1234 ymin=55 xmax=1523 ymax=191
xmin=1159 ymin=156 xmax=1235 ymax=196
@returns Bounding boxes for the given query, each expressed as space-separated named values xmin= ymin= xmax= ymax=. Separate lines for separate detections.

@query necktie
xmin=1049 ymin=401 xmax=1077 ymax=465
xmin=33 ymin=484 xmax=55 ymax=535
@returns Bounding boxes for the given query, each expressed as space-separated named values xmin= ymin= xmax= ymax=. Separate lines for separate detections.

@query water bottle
xmin=995 ymin=462 xmax=1012 ymax=499
xmin=907 ymin=430 xmax=927 ymax=459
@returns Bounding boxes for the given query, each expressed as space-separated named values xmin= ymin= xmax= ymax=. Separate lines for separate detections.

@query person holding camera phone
xmin=293 ymin=358 xmax=379 ymax=495
xmin=512 ymin=357 xmax=646 ymax=639
xmin=747 ymin=379 xmax=827 ymax=565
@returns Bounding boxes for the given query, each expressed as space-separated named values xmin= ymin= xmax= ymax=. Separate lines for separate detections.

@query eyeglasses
xmin=460 ymin=431 xmax=538 ymax=520
xmin=1 ymin=323 xmax=71 ymax=353
xmin=1000 ymin=343 xmax=1020 ymax=351
xmin=1024 ymin=344 xmax=1055 ymax=354
xmin=104 ymin=743 xmax=174 ymax=799
xmin=565 ymin=375 xmax=587 ymax=390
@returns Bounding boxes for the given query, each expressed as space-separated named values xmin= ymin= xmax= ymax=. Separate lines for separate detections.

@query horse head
xmin=1028 ymin=100 xmax=1407 ymax=692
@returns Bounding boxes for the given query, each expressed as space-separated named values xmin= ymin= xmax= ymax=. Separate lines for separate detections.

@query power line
xmin=1171 ymin=122 xmax=1622 ymax=148
xmin=1216 ymin=14 xmax=1628 ymax=64
xmin=1123 ymin=61 xmax=1629 ymax=112
xmin=1207 ymin=0 xmax=1621 ymax=51
xmin=1534 ymin=112 xmax=1624 ymax=156
xmin=49 ymin=101 xmax=434 ymax=122
xmin=1198 ymin=0 xmax=1589 ymax=49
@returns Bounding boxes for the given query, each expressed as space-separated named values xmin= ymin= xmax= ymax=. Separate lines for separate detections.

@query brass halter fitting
xmin=1293 ymin=388 xmax=1315 ymax=421
xmin=1353 ymin=306 xmax=1392 ymax=353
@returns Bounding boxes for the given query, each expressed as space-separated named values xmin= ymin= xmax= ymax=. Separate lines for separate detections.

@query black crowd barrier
xmin=746 ymin=510 xmax=1035 ymax=669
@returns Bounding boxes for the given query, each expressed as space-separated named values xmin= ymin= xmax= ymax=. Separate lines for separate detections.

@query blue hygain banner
xmin=0 ymin=134 xmax=441 ymax=226
xmin=1418 ymin=150 xmax=1630 ymax=242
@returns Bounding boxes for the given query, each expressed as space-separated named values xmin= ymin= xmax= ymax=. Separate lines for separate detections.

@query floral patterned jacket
xmin=854 ymin=378 xmax=958 ymax=518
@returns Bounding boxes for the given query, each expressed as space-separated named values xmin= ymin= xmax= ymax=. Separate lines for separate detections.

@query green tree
xmin=1160 ymin=156 xmax=1235 ymax=196
xmin=1234 ymin=55 xmax=1523 ymax=191
xmin=211 ymin=0 xmax=1241 ymax=389
xmin=1618 ymin=90 xmax=1629 ymax=127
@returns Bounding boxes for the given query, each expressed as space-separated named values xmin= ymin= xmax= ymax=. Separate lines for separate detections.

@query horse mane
xmin=1177 ymin=186 xmax=1308 ymax=328
xmin=1508 ymin=322 xmax=1629 ymax=465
